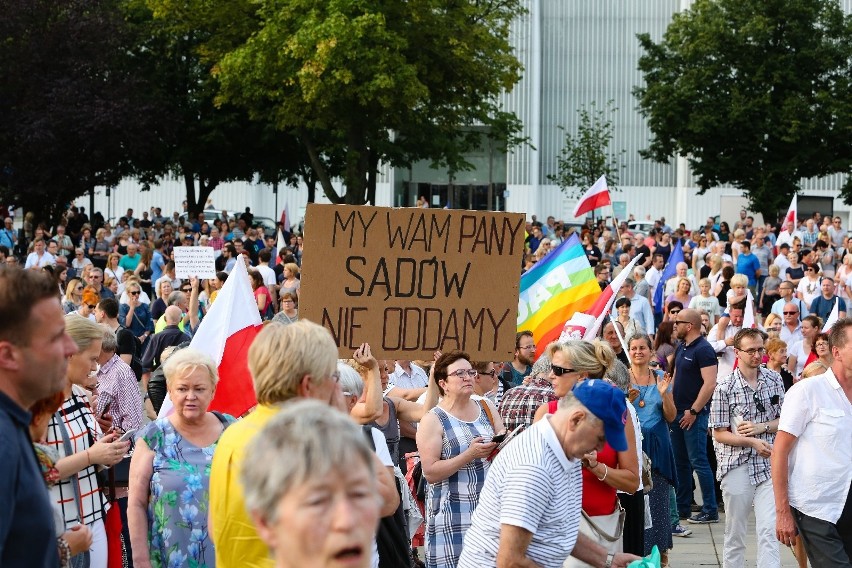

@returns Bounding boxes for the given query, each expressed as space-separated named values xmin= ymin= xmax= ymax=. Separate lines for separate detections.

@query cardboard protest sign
xmin=300 ymin=204 xmax=525 ymax=359
xmin=174 ymin=246 xmax=217 ymax=279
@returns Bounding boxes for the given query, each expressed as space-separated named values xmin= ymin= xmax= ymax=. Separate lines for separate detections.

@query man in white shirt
xmin=458 ymin=380 xmax=639 ymax=568
xmin=388 ymin=359 xmax=428 ymax=390
xmin=775 ymin=221 xmax=802 ymax=250
xmin=771 ymin=282 xmax=808 ymax=319
xmin=708 ymin=301 xmax=745 ymax=379
xmin=24 ymin=238 xmax=56 ymax=269
xmin=778 ymin=303 xmax=803 ymax=345
xmin=645 ymin=253 xmax=665 ymax=291
xmin=772 ymin=318 xmax=852 ymax=567
xmin=772 ymin=243 xmax=792 ymax=275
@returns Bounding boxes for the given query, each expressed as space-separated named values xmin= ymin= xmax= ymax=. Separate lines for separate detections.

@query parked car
xmin=627 ymin=220 xmax=655 ymax=234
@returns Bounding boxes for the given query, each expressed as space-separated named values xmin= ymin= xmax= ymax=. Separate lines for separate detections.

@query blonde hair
xmin=64 ymin=278 xmax=83 ymax=302
xmin=249 ymin=320 xmax=337 ymax=406
xmin=547 ymin=340 xmax=614 ymax=379
xmin=768 ymin=264 xmax=781 ymax=277
xmin=283 ymin=263 xmax=300 ymax=277
xmin=802 ymin=361 xmax=829 ymax=378
xmin=763 ymin=313 xmax=781 ymax=331
xmin=730 ymin=274 xmax=749 ymax=288
xmin=163 ymin=348 xmax=218 ymax=388
xmin=64 ymin=315 xmax=105 ymax=351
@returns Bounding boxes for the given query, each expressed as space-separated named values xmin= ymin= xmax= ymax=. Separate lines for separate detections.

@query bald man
xmin=140 ymin=305 xmax=191 ymax=384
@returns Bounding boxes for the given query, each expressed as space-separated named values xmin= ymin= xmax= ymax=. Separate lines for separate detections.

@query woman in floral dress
xmin=128 ymin=348 xmax=235 ymax=568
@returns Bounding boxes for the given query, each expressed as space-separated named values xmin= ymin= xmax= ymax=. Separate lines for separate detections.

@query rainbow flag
xmin=518 ymin=233 xmax=600 ymax=359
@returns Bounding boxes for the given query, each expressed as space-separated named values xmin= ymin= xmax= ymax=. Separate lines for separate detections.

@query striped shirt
xmin=458 ymin=417 xmax=582 ymax=568
xmin=46 ymin=386 xmax=108 ymax=528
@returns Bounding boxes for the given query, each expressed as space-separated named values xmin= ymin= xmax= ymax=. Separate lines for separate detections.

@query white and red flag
xmin=572 ymin=175 xmax=611 ymax=218
xmin=279 ymin=203 xmax=291 ymax=233
xmin=158 ymin=259 xmax=263 ymax=418
xmin=742 ymin=289 xmax=757 ymax=329
xmin=558 ymin=253 xmax=643 ymax=342
xmin=778 ymin=194 xmax=798 ymax=237
xmin=822 ymin=298 xmax=839 ymax=333
xmin=274 ymin=228 xmax=286 ymax=267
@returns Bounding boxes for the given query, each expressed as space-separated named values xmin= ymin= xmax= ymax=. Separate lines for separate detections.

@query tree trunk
xmin=183 ymin=172 xmax=198 ymax=214
xmin=300 ymin=128 xmax=341 ymax=204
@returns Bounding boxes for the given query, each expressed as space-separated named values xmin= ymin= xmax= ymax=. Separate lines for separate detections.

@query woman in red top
xmin=249 ymin=270 xmax=272 ymax=319
xmin=533 ymin=340 xmax=640 ymax=567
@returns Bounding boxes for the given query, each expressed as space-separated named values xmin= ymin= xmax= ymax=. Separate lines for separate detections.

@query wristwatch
xmin=604 ymin=552 xmax=615 ymax=568
xmin=688 ymin=408 xmax=699 ymax=416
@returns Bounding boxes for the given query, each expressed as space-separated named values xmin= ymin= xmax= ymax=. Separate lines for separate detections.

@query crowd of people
xmin=0 ymin=203 xmax=850 ymax=568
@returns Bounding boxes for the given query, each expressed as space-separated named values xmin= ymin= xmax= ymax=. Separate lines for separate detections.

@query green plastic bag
xmin=627 ymin=545 xmax=661 ymax=568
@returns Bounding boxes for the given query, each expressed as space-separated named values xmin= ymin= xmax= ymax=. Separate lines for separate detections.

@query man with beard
xmin=500 ymin=331 xmax=535 ymax=388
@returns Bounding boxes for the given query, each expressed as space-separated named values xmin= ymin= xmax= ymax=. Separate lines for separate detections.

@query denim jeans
xmin=670 ymin=411 xmax=717 ymax=517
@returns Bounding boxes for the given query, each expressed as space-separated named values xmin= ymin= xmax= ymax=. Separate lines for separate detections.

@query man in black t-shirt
xmin=95 ymin=299 xmax=141 ymax=379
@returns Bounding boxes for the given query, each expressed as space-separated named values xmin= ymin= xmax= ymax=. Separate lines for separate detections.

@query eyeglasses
xmin=447 ymin=369 xmax=478 ymax=379
xmin=815 ymin=342 xmax=829 ymax=348
xmin=736 ymin=347 xmax=765 ymax=356
xmin=783 ymin=311 xmax=798 ymax=315
xmin=480 ymin=369 xmax=498 ymax=378
xmin=673 ymin=320 xmax=691 ymax=326
xmin=753 ymin=392 xmax=766 ymax=413
xmin=550 ymin=364 xmax=576 ymax=377
xmin=519 ymin=344 xmax=536 ymax=350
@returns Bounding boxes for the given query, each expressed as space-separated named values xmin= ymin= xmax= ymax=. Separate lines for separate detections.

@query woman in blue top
xmin=127 ymin=348 xmax=235 ymax=568
xmin=627 ymin=334 xmax=677 ymax=566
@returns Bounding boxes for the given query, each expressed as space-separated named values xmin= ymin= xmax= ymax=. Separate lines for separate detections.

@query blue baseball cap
xmin=571 ymin=379 xmax=629 ymax=451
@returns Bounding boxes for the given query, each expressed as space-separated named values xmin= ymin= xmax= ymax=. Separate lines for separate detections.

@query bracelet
xmin=57 ymin=537 xmax=72 ymax=567
xmin=596 ymin=464 xmax=608 ymax=482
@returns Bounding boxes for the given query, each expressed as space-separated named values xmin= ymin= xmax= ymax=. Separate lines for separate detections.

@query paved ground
xmin=668 ymin=512 xmax=803 ymax=567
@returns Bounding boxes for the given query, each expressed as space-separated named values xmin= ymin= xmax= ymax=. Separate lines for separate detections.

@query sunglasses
xmin=669 ymin=309 xmax=681 ymax=315
xmin=86 ymin=304 xmax=96 ymax=309
xmin=783 ymin=311 xmax=798 ymax=315
xmin=550 ymin=364 xmax=576 ymax=377
xmin=130 ymin=291 xmax=140 ymax=296
xmin=673 ymin=320 xmax=691 ymax=326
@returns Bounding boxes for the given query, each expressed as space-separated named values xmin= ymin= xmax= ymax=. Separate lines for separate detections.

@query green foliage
xmin=154 ymin=0 xmax=526 ymax=205
xmin=547 ymin=101 xmax=626 ymax=199
xmin=635 ymin=0 xmax=852 ymax=220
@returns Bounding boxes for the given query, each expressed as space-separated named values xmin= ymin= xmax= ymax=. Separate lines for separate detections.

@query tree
xmin=0 ymin=0 xmax=160 ymax=225
xmin=122 ymin=0 xmax=320 ymax=217
xmin=634 ymin=0 xmax=852 ymax=221
xmin=547 ymin=101 xmax=626 ymax=199
xmin=154 ymin=0 xmax=526 ymax=205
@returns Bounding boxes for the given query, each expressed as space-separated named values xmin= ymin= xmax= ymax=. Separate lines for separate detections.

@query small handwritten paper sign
xmin=174 ymin=246 xmax=217 ymax=279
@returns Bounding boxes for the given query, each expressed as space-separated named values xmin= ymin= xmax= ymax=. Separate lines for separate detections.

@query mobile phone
xmin=491 ymin=433 xmax=507 ymax=445
xmin=117 ymin=429 xmax=136 ymax=443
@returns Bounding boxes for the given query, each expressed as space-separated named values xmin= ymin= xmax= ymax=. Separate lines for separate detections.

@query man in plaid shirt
xmin=497 ymin=355 xmax=557 ymax=433
xmin=709 ymin=328 xmax=785 ymax=567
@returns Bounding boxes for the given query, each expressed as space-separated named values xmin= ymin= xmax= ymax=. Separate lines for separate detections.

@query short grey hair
xmin=163 ymin=347 xmax=218 ymax=388
xmin=100 ymin=328 xmax=118 ymax=353
xmin=167 ymin=291 xmax=186 ymax=306
xmin=241 ymin=399 xmax=376 ymax=524
xmin=530 ymin=353 xmax=552 ymax=380
xmin=557 ymin=391 xmax=602 ymax=427
xmin=338 ymin=362 xmax=364 ymax=398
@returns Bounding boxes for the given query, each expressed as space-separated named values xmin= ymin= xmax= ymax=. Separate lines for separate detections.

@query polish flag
xmin=273 ymin=228 xmax=286 ymax=267
xmin=777 ymin=195 xmax=798 ymax=240
xmin=558 ymin=253 xmax=644 ymax=342
xmin=572 ymin=175 xmax=611 ymax=218
xmin=279 ymin=203 xmax=291 ymax=233
xmin=822 ymin=298 xmax=839 ymax=333
xmin=158 ymin=259 xmax=263 ymax=418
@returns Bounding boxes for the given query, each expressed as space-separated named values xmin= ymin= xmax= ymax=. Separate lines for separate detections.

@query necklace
xmin=628 ymin=367 xmax=654 ymax=408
